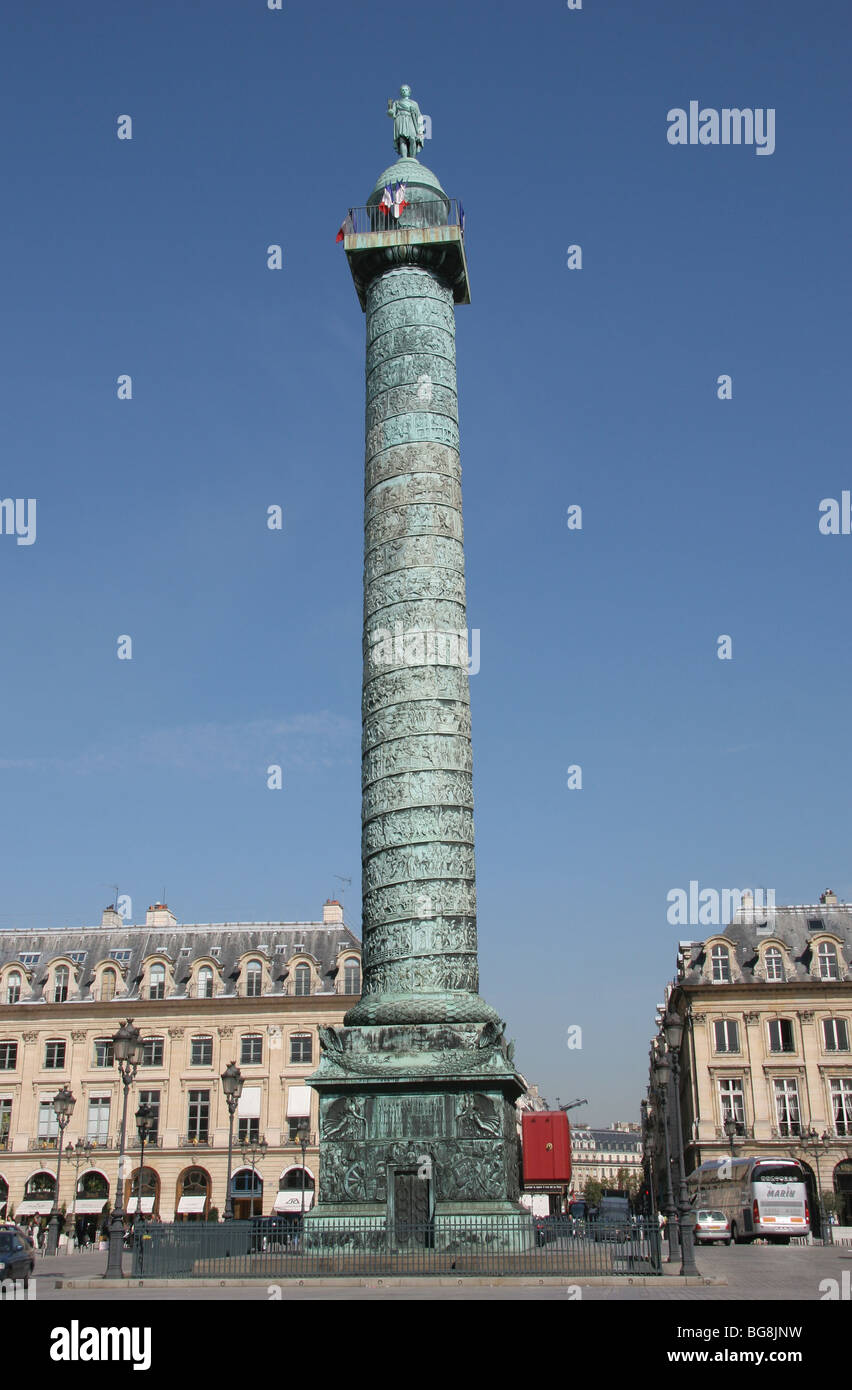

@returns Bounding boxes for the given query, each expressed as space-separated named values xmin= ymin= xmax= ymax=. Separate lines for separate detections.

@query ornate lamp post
xmin=105 ymin=1019 xmax=143 ymax=1278
xmin=239 ymin=1133 xmax=268 ymax=1218
xmin=221 ymin=1062 xmax=244 ymax=1221
xmin=663 ymin=1009 xmax=699 ymax=1277
xmin=69 ymin=1137 xmax=94 ymax=1247
xmin=653 ymin=1048 xmax=680 ymax=1261
xmin=45 ymin=1086 xmax=75 ymax=1255
xmin=298 ymin=1122 xmax=310 ymax=1218
xmin=799 ymin=1126 xmax=832 ymax=1243
xmin=134 ymin=1102 xmax=155 ymax=1226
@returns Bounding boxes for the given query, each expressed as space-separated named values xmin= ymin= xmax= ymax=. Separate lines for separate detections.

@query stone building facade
xmin=0 ymin=899 xmax=361 ymax=1228
xmin=647 ymin=892 xmax=852 ymax=1232
xmin=569 ymin=1123 xmax=643 ymax=1196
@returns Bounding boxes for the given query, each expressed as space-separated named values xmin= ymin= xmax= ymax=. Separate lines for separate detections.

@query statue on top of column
xmin=387 ymin=85 xmax=424 ymax=159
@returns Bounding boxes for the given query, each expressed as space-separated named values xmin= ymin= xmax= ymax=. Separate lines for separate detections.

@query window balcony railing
xmin=180 ymin=1134 xmax=214 ymax=1148
xmin=284 ymin=1132 xmax=316 ymax=1147
xmin=0 ymin=1132 xmax=10 ymax=1150
xmin=30 ymin=1137 xmax=59 ymax=1151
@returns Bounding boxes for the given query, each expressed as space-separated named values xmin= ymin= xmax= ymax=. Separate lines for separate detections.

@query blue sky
xmin=1 ymin=0 xmax=849 ymax=1120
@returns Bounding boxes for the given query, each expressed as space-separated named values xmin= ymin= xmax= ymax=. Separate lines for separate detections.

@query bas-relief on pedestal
xmin=308 ymin=90 xmax=525 ymax=1229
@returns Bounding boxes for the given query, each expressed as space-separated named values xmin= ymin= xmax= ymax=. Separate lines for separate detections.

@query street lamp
xmin=653 ymin=1048 xmax=680 ymax=1261
xmin=69 ymin=1138 xmax=94 ymax=1248
xmin=46 ymin=1086 xmax=76 ymax=1255
xmin=799 ymin=1126 xmax=832 ymax=1243
xmin=239 ymin=1133 xmax=268 ymax=1219
xmin=663 ymin=1008 xmax=699 ymax=1277
xmin=221 ymin=1062 xmax=244 ymax=1221
xmin=105 ymin=1019 xmax=143 ymax=1279
xmin=298 ymin=1122 xmax=310 ymax=1218
xmin=724 ymin=1115 xmax=739 ymax=1156
xmin=134 ymin=1102 xmax=155 ymax=1227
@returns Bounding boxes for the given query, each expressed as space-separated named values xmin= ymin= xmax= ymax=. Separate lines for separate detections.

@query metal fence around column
xmin=132 ymin=1216 xmax=663 ymax=1279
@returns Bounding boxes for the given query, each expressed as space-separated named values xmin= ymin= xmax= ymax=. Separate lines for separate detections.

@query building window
xmin=288 ymin=1118 xmax=311 ymax=1142
xmin=830 ymin=1078 xmax=852 ymax=1137
xmin=718 ymin=1078 xmax=745 ymax=1129
xmin=823 ymin=1018 xmax=850 ymax=1052
xmin=100 ymin=969 xmax=117 ymax=1002
xmin=238 ymin=1117 xmax=260 ymax=1143
xmin=713 ymin=1020 xmax=740 ymax=1054
xmin=138 ymin=1090 xmax=160 ymax=1144
xmin=245 ymin=960 xmax=263 ymax=998
xmin=768 ymin=1019 xmax=796 ymax=1054
xmin=817 ymin=943 xmax=839 ymax=981
xmin=197 ymin=966 xmax=214 ymax=999
xmin=0 ymin=1099 xmax=11 ymax=1150
xmin=53 ymin=965 xmax=69 ymax=1004
xmin=710 ymin=945 xmax=731 ymax=983
xmin=187 ymin=1090 xmax=209 ymax=1142
xmin=290 ymin=1033 xmax=313 ymax=1064
xmin=87 ymin=1095 xmax=111 ymax=1146
xmin=44 ymin=1039 xmax=66 ymax=1070
xmin=190 ymin=1036 xmax=213 ymax=1067
xmin=149 ymin=963 xmax=166 ymax=1000
xmin=293 ymin=964 xmax=311 ymax=997
xmin=764 ymin=947 xmax=784 ymax=982
xmin=141 ymin=1037 xmax=165 ymax=1068
xmin=343 ymin=959 xmax=361 ymax=994
xmin=240 ymin=1034 xmax=263 ymax=1066
xmin=6 ymin=972 xmax=22 ymax=1004
xmin=93 ymin=1038 xmax=114 ymax=1068
xmin=0 ymin=1042 xmax=18 ymax=1071
xmin=37 ymin=1102 xmax=59 ymax=1147
xmin=773 ymin=1078 xmax=801 ymax=1136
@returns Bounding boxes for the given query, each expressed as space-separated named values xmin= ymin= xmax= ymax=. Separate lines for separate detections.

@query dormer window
xmin=100 ymin=968 xmax=117 ymax=1002
xmin=711 ymin=945 xmax=731 ymax=983
xmin=245 ymin=960 xmax=263 ymax=998
xmin=817 ymin=942 xmax=839 ymax=981
xmin=197 ymin=966 xmax=214 ymax=1000
xmin=149 ymin=963 xmax=166 ymax=1001
xmin=764 ymin=947 xmax=783 ymax=982
xmin=6 ymin=971 xmax=22 ymax=1005
xmin=53 ymin=965 xmax=69 ymax=1004
xmin=293 ymin=963 xmax=311 ymax=997
xmin=343 ymin=959 xmax=361 ymax=995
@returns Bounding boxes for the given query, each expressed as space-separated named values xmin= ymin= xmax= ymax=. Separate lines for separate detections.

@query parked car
xmin=0 ymin=1228 xmax=36 ymax=1282
xmin=590 ymin=1196 xmax=631 ymax=1242
xmin=690 ymin=1209 xmax=732 ymax=1246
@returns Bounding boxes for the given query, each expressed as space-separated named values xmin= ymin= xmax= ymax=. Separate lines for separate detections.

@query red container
xmin=521 ymin=1112 xmax=572 ymax=1186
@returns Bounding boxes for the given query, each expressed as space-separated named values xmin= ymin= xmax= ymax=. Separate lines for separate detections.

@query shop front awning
xmin=273 ymin=1191 xmax=314 ymax=1213
xmin=125 ymin=1197 xmax=155 ymax=1214
xmin=15 ymin=1199 xmax=54 ymax=1215
xmin=177 ymin=1195 xmax=207 ymax=1213
xmin=72 ymin=1200 xmax=109 ymax=1215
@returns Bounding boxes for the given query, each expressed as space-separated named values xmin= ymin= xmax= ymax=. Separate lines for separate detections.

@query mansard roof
xmin=0 ymin=919 xmax=361 ymax=1002
xmin=676 ymin=903 xmax=852 ymax=986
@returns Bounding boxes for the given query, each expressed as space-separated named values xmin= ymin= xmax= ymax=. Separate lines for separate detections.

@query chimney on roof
xmin=146 ymin=902 xmax=177 ymax=927
xmin=323 ymin=899 xmax=344 ymax=925
xmin=101 ymin=905 xmax=123 ymax=928
xmin=820 ymin=890 xmax=838 ymax=905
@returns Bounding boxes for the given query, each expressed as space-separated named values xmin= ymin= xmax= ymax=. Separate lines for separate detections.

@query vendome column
xmin=309 ymin=87 xmax=524 ymax=1236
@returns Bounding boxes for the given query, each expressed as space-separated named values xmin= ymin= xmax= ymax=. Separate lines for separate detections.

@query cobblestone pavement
xmin=11 ymin=1242 xmax=850 ymax=1300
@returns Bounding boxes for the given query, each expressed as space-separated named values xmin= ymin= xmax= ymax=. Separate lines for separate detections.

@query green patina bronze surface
xmin=309 ymin=89 xmax=524 ymax=1228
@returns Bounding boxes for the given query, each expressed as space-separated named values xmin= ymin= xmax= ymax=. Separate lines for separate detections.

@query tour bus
xmin=687 ymin=1157 xmax=810 ymax=1244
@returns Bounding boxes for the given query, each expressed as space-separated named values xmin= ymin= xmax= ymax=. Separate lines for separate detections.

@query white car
xmin=691 ymin=1209 xmax=732 ymax=1245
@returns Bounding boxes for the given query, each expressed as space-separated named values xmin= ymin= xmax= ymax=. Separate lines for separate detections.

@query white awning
xmin=238 ymin=1087 xmax=262 ymax=1119
xmin=126 ymin=1197 xmax=155 ymax=1214
xmin=273 ymin=1191 xmax=314 ymax=1212
xmin=177 ymin=1195 xmax=207 ymax=1213
xmin=286 ymin=1086 xmax=312 ymax=1119
xmin=15 ymin=1199 xmax=54 ymax=1215
xmin=72 ymin=1200 xmax=109 ymax=1215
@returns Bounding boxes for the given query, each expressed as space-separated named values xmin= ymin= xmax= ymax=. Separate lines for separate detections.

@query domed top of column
xmin=367 ymin=156 xmax=448 ymax=209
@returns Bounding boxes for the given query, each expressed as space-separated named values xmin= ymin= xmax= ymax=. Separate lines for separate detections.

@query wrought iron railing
xmin=179 ymin=1134 xmax=213 ymax=1147
xmin=133 ymin=1216 xmax=663 ymax=1280
xmin=340 ymin=199 xmax=464 ymax=238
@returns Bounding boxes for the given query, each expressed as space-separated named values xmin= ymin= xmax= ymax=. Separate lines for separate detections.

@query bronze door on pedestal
xmin=394 ymin=1170 xmax=430 ymax=1246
